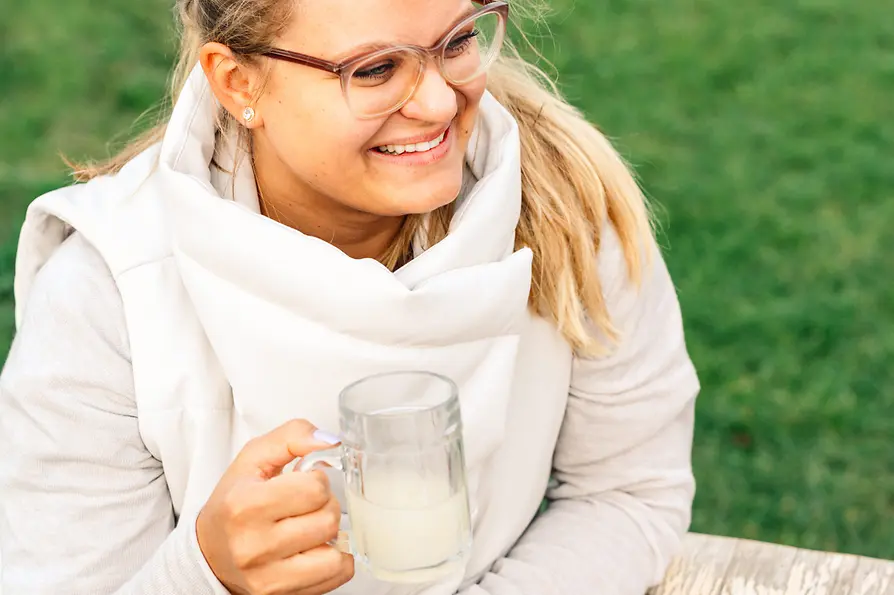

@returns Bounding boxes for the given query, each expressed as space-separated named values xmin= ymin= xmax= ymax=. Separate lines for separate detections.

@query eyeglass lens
xmin=345 ymin=10 xmax=504 ymax=118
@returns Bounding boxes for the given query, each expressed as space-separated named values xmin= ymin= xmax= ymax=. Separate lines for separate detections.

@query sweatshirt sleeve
xmin=459 ymin=224 xmax=699 ymax=595
xmin=0 ymin=233 xmax=230 ymax=595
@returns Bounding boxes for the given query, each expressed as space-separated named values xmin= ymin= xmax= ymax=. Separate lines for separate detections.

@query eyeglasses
xmin=259 ymin=0 xmax=509 ymax=119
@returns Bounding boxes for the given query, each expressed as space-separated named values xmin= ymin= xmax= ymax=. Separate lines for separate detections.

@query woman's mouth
xmin=374 ymin=130 xmax=447 ymax=155
xmin=369 ymin=126 xmax=453 ymax=166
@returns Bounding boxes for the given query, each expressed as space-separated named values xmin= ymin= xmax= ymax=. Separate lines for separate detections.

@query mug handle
xmin=297 ymin=446 xmax=352 ymax=554
xmin=298 ymin=446 xmax=344 ymax=472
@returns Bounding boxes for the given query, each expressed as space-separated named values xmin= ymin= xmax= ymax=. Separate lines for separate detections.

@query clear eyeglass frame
xmin=257 ymin=0 xmax=509 ymax=119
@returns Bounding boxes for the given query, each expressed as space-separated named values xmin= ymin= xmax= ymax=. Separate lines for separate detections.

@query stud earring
xmin=242 ymin=107 xmax=256 ymax=123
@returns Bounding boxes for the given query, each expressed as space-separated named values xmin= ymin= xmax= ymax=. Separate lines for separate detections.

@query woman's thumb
xmin=234 ymin=419 xmax=340 ymax=479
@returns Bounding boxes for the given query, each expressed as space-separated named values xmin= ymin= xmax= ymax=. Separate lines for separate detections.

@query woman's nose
xmin=399 ymin=60 xmax=459 ymax=123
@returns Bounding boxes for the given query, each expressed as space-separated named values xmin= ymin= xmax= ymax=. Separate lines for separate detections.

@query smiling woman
xmin=0 ymin=0 xmax=699 ymax=594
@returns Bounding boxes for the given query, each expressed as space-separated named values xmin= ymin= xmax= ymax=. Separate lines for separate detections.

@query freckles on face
xmin=261 ymin=63 xmax=381 ymax=186
xmin=455 ymin=78 xmax=486 ymax=141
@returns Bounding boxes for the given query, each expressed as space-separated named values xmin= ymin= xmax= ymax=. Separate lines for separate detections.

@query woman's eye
xmin=446 ymin=30 xmax=479 ymax=55
xmin=354 ymin=62 xmax=395 ymax=79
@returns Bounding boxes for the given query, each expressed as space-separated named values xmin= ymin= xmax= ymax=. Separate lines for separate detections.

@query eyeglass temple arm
xmin=262 ymin=49 xmax=342 ymax=74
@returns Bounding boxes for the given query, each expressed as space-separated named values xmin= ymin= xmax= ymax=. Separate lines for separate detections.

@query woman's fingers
xmin=268 ymin=496 xmax=344 ymax=559
xmin=233 ymin=419 xmax=337 ymax=480
xmin=248 ymin=545 xmax=353 ymax=595
xmin=257 ymin=468 xmax=333 ymax=520
xmin=196 ymin=418 xmax=350 ymax=594
xmin=297 ymin=552 xmax=355 ymax=595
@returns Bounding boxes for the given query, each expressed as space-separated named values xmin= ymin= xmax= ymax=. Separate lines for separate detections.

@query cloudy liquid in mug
xmin=345 ymin=469 xmax=472 ymax=584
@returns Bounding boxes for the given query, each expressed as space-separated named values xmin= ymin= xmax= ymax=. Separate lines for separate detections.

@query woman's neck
xmin=251 ymin=150 xmax=404 ymax=264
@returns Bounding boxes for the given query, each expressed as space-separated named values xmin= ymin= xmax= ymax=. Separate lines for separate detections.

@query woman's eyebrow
xmin=332 ymin=42 xmax=393 ymax=63
xmin=332 ymin=4 xmax=480 ymax=63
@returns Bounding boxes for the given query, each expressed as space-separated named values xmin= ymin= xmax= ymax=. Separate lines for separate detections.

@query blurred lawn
xmin=2 ymin=0 xmax=892 ymax=559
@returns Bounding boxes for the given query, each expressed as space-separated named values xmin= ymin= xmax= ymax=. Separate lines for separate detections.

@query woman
xmin=0 ymin=0 xmax=699 ymax=593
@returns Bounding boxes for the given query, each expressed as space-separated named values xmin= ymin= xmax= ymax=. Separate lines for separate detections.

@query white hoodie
xmin=0 ymin=64 xmax=699 ymax=595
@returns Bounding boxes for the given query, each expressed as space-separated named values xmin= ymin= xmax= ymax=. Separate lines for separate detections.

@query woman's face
xmin=251 ymin=0 xmax=488 ymax=217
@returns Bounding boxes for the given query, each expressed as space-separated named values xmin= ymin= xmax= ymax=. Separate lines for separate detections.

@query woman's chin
xmin=398 ymin=191 xmax=461 ymax=216
xmin=383 ymin=178 xmax=464 ymax=216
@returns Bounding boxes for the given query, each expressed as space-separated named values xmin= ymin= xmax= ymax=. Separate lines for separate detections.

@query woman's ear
xmin=198 ymin=42 xmax=265 ymax=128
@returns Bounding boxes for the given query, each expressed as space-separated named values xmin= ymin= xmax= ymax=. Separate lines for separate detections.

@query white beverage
xmin=345 ymin=471 xmax=472 ymax=584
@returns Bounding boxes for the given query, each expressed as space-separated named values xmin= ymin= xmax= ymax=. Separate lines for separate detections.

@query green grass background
xmin=2 ymin=0 xmax=892 ymax=559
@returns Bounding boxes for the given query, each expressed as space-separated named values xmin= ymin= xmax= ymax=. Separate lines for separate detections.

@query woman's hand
xmin=196 ymin=419 xmax=353 ymax=595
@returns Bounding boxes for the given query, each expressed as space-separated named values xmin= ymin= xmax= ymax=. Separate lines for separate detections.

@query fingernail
xmin=313 ymin=429 xmax=341 ymax=445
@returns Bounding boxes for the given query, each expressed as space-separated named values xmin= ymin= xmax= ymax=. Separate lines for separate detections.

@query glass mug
xmin=299 ymin=371 xmax=473 ymax=584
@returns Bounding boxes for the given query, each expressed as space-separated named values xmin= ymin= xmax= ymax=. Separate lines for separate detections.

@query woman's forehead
xmin=284 ymin=0 xmax=475 ymax=56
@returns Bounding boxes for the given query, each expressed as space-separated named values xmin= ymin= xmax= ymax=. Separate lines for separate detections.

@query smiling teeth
xmin=377 ymin=132 xmax=446 ymax=155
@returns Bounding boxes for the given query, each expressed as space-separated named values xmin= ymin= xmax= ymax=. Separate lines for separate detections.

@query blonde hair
xmin=71 ymin=0 xmax=654 ymax=356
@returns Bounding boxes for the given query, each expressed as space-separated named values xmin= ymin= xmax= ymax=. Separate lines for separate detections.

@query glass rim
xmin=339 ymin=370 xmax=459 ymax=417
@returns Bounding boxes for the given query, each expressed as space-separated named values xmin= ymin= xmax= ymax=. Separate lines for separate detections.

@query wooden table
xmin=651 ymin=533 xmax=894 ymax=595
